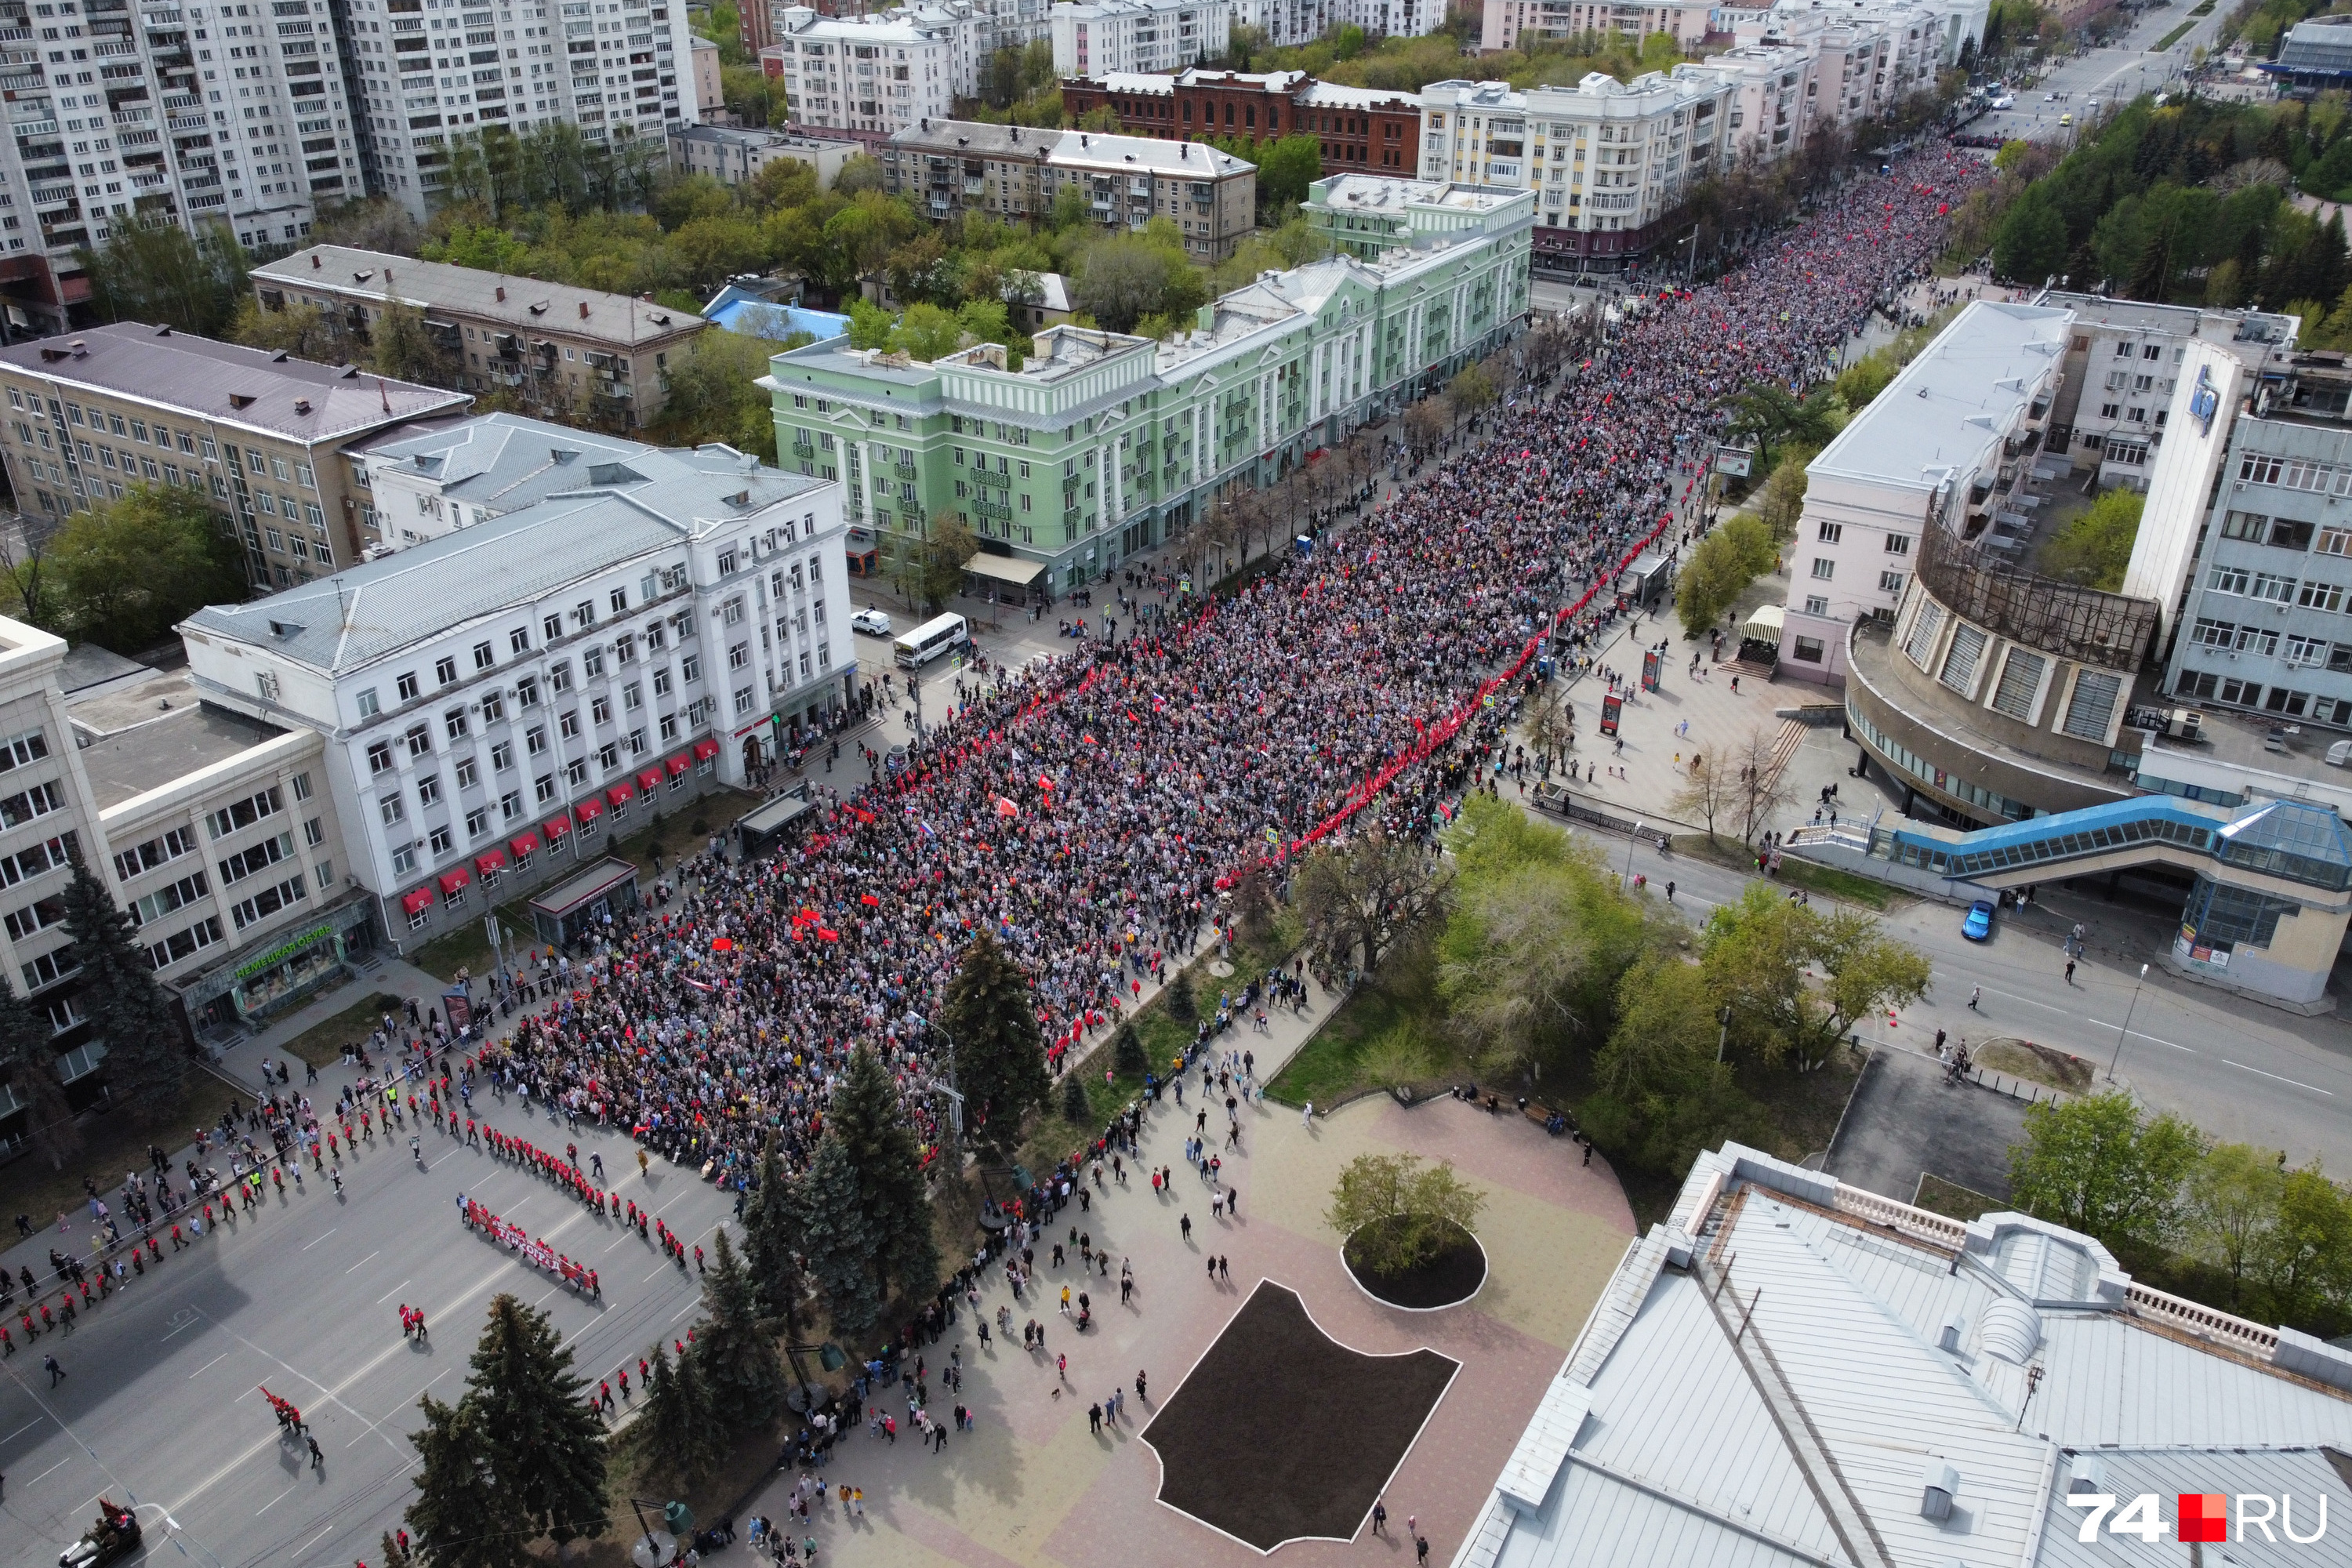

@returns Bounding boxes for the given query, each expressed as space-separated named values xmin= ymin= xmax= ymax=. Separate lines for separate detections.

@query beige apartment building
xmin=0 ymin=325 xmax=468 ymax=590
xmin=250 ymin=246 xmax=710 ymax=433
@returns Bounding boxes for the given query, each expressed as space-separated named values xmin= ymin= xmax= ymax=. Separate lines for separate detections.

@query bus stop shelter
xmin=528 ymin=857 xmax=641 ymax=947
xmin=736 ymin=791 xmax=816 ymax=861
xmin=963 ymin=550 xmax=1048 ymax=607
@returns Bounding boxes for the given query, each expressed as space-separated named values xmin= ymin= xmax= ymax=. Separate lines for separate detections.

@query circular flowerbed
xmin=1341 ymin=1218 xmax=1487 ymax=1311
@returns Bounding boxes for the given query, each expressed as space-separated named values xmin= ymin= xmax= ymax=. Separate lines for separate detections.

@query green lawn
xmin=274 ymin=990 xmax=408 ymax=1068
xmin=1265 ymin=938 xmax=1454 ymax=1109
xmin=1912 ymin=1172 xmax=2001 ymax=1222
xmin=1675 ymin=832 xmax=1896 ymax=910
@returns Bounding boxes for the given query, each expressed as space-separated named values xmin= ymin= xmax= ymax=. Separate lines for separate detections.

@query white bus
xmin=893 ymin=612 xmax=970 ymax=670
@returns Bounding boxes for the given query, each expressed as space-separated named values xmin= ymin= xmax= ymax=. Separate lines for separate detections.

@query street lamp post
xmin=2107 ymin=962 xmax=2150 ymax=1081
xmin=1622 ymin=819 xmax=1644 ymax=893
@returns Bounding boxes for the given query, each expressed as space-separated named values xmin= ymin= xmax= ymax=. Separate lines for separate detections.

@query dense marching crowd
xmin=465 ymin=147 xmax=1987 ymax=1197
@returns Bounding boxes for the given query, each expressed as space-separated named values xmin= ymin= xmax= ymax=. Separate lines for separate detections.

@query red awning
xmin=437 ymin=868 xmax=470 ymax=895
xmin=693 ymin=737 xmax=720 ymax=761
xmin=400 ymin=885 xmax=434 ymax=915
xmin=666 ymin=752 xmax=692 ymax=777
xmin=543 ymin=814 xmax=572 ymax=840
xmin=638 ymin=767 xmax=663 ymax=792
xmin=605 ymin=782 xmax=634 ymax=808
xmin=575 ymin=797 xmax=604 ymax=824
xmin=474 ymin=849 xmax=507 ymax=876
xmin=509 ymin=830 xmax=542 ymax=858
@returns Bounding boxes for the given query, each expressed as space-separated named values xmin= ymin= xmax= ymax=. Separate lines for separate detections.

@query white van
xmin=893 ymin=612 xmax=970 ymax=669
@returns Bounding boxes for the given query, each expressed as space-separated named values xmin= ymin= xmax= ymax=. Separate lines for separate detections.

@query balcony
xmin=112 ymin=107 xmax=153 ymax=125
xmin=31 ymin=183 xmax=74 ymax=206
xmin=13 ymin=118 xmax=57 ymax=138
xmin=168 ymin=114 xmax=205 ymax=132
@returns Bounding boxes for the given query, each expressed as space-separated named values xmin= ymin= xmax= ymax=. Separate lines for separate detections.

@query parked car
xmin=1962 ymin=900 xmax=1995 ymax=942
xmin=1991 ymin=94 xmax=2015 ymax=108
xmin=851 ymin=607 xmax=893 ymax=637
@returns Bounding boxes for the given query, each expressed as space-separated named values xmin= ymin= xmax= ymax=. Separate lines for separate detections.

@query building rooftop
xmin=68 ymin=669 xmax=285 ymax=811
xmin=1294 ymin=79 xmax=1415 ymax=106
xmin=253 ymin=247 xmax=706 ymax=350
xmin=891 ymin=118 xmax=1058 ymax=156
xmin=1308 ymin=172 xmax=1523 ymax=213
xmin=1048 ymin=131 xmax=1251 ymax=176
xmin=2039 ymin=289 xmax=2298 ymax=350
xmin=0 ymin=323 xmax=469 ymax=445
xmin=1457 ymin=1142 xmax=2352 ymax=1568
xmin=670 ymin=122 xmax=861 ymax=153
xmin=1809 ymin=299 xmax=2071 ymax=495
xmin=182 ymin=456 xmax=828 ymax=675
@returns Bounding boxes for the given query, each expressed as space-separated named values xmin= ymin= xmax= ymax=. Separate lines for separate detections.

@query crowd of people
xmin=461 ymin=147 xmax=1985 ymax=1213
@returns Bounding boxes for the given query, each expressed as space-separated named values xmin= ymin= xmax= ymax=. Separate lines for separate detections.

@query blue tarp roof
xmin=709 ymin=299 xmax=851 ymax=343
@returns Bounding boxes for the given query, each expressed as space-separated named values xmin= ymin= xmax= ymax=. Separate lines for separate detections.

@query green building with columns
xmin=762 ymin=180 xmax=1537 ymax=602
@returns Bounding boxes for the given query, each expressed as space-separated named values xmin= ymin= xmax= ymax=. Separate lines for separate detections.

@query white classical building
xmin=180 ymin=447 xmax=855 ymax=945
xmin=760 ymin=3 xmax=982 ymax=137
xmin=1232 ymin=0 xmax=1443 ymax=47
xmin=1049 ymin=0 xmax=1229 ymax=77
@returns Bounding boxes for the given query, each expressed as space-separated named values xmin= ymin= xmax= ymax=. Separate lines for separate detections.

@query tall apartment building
xmin=250 ymin=244 xmax=709 ymax=429
xmin=1480 ymin=0 xmax=1712 ymax=49
xmin=759 ymin=2 xmax=980 ymax=140
xmin=768 ymin=180 xmax=1532 ymax=599
xmin=335 ymin=0 xmax=694 ymax=216
xmin=180 ymin=448 xmax=855 ymax=946
xmin=880 ymin=118 xmax=1254 ymax=257
xmin=0 ymin=321 xmax=466 ymax=580
xmin=1418 ymin=69 xmax=1730 ymax=268
xmin=1059 ymin=68 xmax=1422 ymax=172
xmin=1047 ymin=0 xmax=1226 ymax=78
xmin=1230 ymin=0 xmax=1439 ymax=46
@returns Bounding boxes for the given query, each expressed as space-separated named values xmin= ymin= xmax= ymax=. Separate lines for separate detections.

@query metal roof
xmin=1808 ymin=300 xmax=2071 ymax=491
xmin=0 ymin=322 xmax=469 ymax=445
xmin=253 ymin=246 xmax=708 ymax=350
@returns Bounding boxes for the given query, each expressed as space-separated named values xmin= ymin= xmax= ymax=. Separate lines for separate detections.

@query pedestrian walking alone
xmin=44 ymin=1352 xmax=63 ymax=1386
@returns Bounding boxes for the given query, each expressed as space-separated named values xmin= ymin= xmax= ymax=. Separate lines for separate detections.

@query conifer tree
xmin=938 ymin=931 xmax=1050 ymax=1162
xmin=0 ymin=978 xmax=77 ymax=1171
xmin=60 ymin=853 xmax=183 ymax=1116
xmin=696 ymin=1230 xmax=786 ymax=1432
xmin=740 ymin=1133 xmax=807 ymax=1338
xmin=463 ymin=1294 xmax=607 ymax=1545
xmin=1112 ymin=1018 xmax=1149 ymax=1080
xmin=829 ymin=1045 xmax=940 ymax=1304
xmin=1060 ymin=1071 xmax=1091 ymax=1123
xmin=637 ymin=1341 xmax=725 ymax=1484
xmin=1165 ymin=973 xmax=1196 ymax=1026
xmin=793 ymin=1131 xmax=883 ymax=1338
xmin=405 ymin=1394 xmax=523 ymax=1568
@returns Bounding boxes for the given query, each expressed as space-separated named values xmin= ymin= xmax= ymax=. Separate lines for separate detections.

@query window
xmin=1878 ymin=571 xmax=1905 ymax=594
xmin=548 ymin=662 xmax=573 ymax=695
xmin=1803 ymin=596 xmax=1829 ymax=616
xmin=203 ymin=786 xmax=283 ymax=840
xmin=417 ymin=774 xmax=443 ymax=808
xmin=129 ymin=872 xmax=209 ymax=929
xmin=303 ymin=817 xmax=325 ymax=848
xmin=1791 ymin=636 xmax=1825 ymax=663
xmin=582 ymin=647 xmax=605 ymax=679
xmin=517 ymin=676 xmax=540 ymax=709
xmin=510 ymin=626 xmax=532 ymax=655
xmin=381 ymin=794 xmax=406 ymax=826
xmin=391 ymin=844 xmax=418 ymax=876
xmin=535 ymin=773 xmax=558 ymax=804
xmin=111 ymin=827 xmax=191 ymax=884
xmin=564 ymin=758 xmax=588 ymax=787
xmin=500 ymin=789 xmax=523 ymax=822
xmin=2267 ymin=686 xmax=2314 ymax=717
xmin=1900 ymin=601 xmax=1944 ymax=670
xmin=526 ymin=725 xmax=548 ymax=757
xmin=464 ymin=806 xmax=491 ymax=839
xmin=405 ymin=723 xmax=433 ymax=758
xmin=558 ymin=709 xmax=580 ymax=739
xmin=481 ymin=691 xmax=505 ymax=724
xmin=291 ymin=773 xmax=313 ymax=803
xmin=453 ymin=757 xmax=478 ymax=791
xmin=1884 ymin=533 xmax=1911 ymax=556
xmin=2238 ymin=626 xmax=2280 ymax=657
xmin=2191 ymin=617 xmax=2237 ymax=649
xmin=681 ymin=654 xmax=702 ymax=684
xmin=445 ymin=709 xmax=470 ymax=740
xmin=357 ymin=688 xmax=380 ymax=719
xmin=0 ymin=727 xmax=49 ymax=775
xmin=2252 ymin=572 xmax=2299 ymax=604
xmin=473 ymin=640 xmax=495 ymax=670
xmin=1810 ymin=558 xmax=1835 ymax=580
xmin=144 ymin=916 xmax=223 ymax=972
xmin=1817 ymin=521 xmax=1842 ymax=543
xmin=396 ymin=670 xmax=420 ymax=702
xmin=543 ymin=613 xmax=563 ymax=642
xmin=2060 ymin=670 xmax=2122 ymax=740
xmin=1940 ymin=624 xmax=1987 ymax=694
xmin=2210 ymin=567 xmax=2250 ymax=596
xmin=491 ymin=740 xmax=514 ymax=772
xmin=653 ymin=669 xmax=673 ymax=698
xmin=367 ymin=740 xmax=395 ymax=774
xmin=216 ymin=831 xmax=294 ymax=887
xmin=2321 ymin=527 xmax=2352 ymax=557
xmin=2300 ymin=580 xmax=2346 ymax=613
xmin=428 ymin=825 xmax=454 ymax=855
xmin=227 ymin=873 xmax=308 ymax=931
xmin=590 ymin=695 xmax=612 ymax=726
xmin=1991 ymin=648 xmax=2046 ymax=720
xmin=597 ymin=742 xmax=619 ymax=771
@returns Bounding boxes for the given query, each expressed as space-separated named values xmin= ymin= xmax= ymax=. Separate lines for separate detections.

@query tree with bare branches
xmin=1671 ymin=752 xmax=1736 ymax=841
xmin=1731 ymin=725 xmax=1798 ymax=844
xmin=1403 ymin=396 xmax=1449 ymax=457
xmin=1294 ymin=827 xmax=1451 ymax=978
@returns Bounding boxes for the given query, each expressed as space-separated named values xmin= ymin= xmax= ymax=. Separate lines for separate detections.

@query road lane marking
xmin=1976 ymin=986 xmax=2066 ymax=1014
xmin=374 ymin=1279 xmax=411 ymax=1305
xmin=187 ymin=1352 xmax=229 ymax=1379
xmin=343 ymin=1250 xmax=380 ymax=1275
xmin=29 ymin=1454 xmax=73 ymax=1483
xmin=257 ymin=1482 xmax=299 ymax=1514
xmin=300 ymin=1227 xmax=339 ymax=1250
xmin=2087 ymin=1021 xmax=2195 ymax=1053
xmin=2223 ymin=1060 xmax=2336 ymax=1095
xmin=0 ymin=1416 xmax=43 ymax=1444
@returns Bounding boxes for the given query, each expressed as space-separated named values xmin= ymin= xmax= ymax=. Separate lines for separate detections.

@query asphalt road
xmin=0 ymin=1092 xmax=738 ymax=1568
xmin=1973 ymin=0 xmax=2219 ymax=147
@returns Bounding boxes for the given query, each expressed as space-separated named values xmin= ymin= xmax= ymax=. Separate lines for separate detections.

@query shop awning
xmin=693 ymin=737 xmax=720 ymax=761
xmin=509 ymin=830 xmax=543 ymax=858
xmin=543 ymin=813 xmax=572 ymax=840
xmin=474 ymin=849 xmax=507 ymax=876
xmin=400 ymin=885 xmax=434 ymax=915
xmin=437 ymin=868 xmax=470 ymax=895
xmin=963 ymin=552 xmax=1047 ymax=586
xmin=638 ymin=767 xmax=664 ymax=793
xmin=605 ymin=782 xmax=634 ymax=808
xmin=1741 ymin=603 xmax=1788 ymax=641
xmin=666 ymin=752 xmax=692 ymax=777
xmin=575 ymin=796 xmax=604 ymax=825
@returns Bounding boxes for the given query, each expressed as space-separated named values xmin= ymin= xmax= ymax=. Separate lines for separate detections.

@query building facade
xmin=252 ymin=245 xmax=708 ymax=430
xmin=180 ymin=454 xmax=855 ymax=946
xmin=1479 ymin=0 xmax=1714 ymax=50
xmin=1060 ymin=69 xmax=1421 ymax=173
xmin=1230 ymin=0 xmax=1440 ymax=46
xmin=765 ymin=181 xmax=1533 ymax=600
xmin=757 ymin=3 xmax=980 ymax=140
xmin=880 ymin=118 xmax=1055 ymax=223
xmin=666 ymin=120 xmax=862 ymax=186
xmin=1047 ymin=0 xmax=1227 ymax=77
xmin=0 ymin=321 xmax=468 ymax=583
xmin=690 ymin=33 xmax=721 ymax=118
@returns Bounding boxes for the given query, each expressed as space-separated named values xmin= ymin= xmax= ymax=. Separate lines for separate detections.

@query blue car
xmin=1962 ymin=901 xmax=1994 ymax=942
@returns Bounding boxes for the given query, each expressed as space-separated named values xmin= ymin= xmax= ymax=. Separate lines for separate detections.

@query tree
xmin=461 ymin=1294 xmax=608 ymax=1546
xmin=0 ymin=513 xmax=63 ymax=640
xmin=2187 ymin=1142 xmax=2285 ymax=1304
xmin=1403 ymin=396 xmax=1449 ymax=456
xmin=635 ymin=1341 xmax=726 ymax=1485
xmin=1438 ymin=844 xmax=1653 ymax=1080
xmin=51 ymin=482 xmax=246 ymax=653
xmin=2258 ymin=1163 xmax=2352 ymax=1327
xmin=1325 ymin=1153 xmax=1484 ymax=1275
xmin=1059 ymin=1071 xmax=1091 ymax=1122
xmin=405 ymin=1395 xmax=523 ymax=1568
xmin=939 ymin=931 xmax=1051 ymax=1161
xmin=1730 ymin=724 xmax=1796 ymax=846
xmin=695 ymin=1230 xmax=786 ymax=1431
xmin=1448 ymin=362 xmax=1498 ymax=420
xmin=0 ymin=978 xmax=75 ymax=1172
xmin=2008 ymin=1092 xmax=2206 ymax=1255
xmin=1592 ymin=955 xmax=1766 ymax=1177
xmin=1753 ymin=447 xmax=1815 ymax=543
xmin=2037 ymin=487 xmax=2143 ymax=591
xmin=229 ymin=296 xmax=338 ymax=361
xmin=827 ymin=1046 xmax=940 ymax=1306
xmin=895 ymin=301 xmax=966 ymax=362
xmin=1112 ymin=1018 xmax=1149 ymax=1079
xmin=368 ymin=298 xmax=462 ymax=389
xmin=1699 ymin=882 xmax=1930 ymax=1069
xmin=1253 ymin=134 xmax=1323 ymax=210
xmin=79 ymin=220 xmax=249 ymax=338
xmin=900 ymin=511 xmax=979 ymax=614
xmin=1072 ymin=231 xmax=1206 ymax=334
xmin=793 ymin=1131 xmax=883 ymax=1338
xmin=739 ymin=1134 xmax=807 ymax=1338
xmin=648 ymin=328 xmax=778 ymax=461
xmin=1675 ymin=515 xmax=1776 ymax=638
xmin=1294 ymin=827 xmax=1450 ymax=977
xmin=1163 ymin=973 xmax=1196 ymax=1027
xmin=61 ymin=854 xmax=184 ymax=1117
xmin=1524 ymin=684 xmax=1574 ymax=771
xmin=1671 ymin=751 xmax=1735 ymax=840
xmin=1727 ymin=384 xmax=1836 ymax=469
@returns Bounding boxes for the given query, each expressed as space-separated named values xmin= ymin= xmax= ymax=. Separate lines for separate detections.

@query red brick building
xmin=1061 ymin=67 xmax=1421 ymax=174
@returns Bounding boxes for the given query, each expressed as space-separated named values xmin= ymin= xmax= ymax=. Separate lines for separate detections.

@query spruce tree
xmin=463 ymin=1294 xmax=608 ymax=1546
xmin=1165 ymin=974 xmax=1196 ymax=1026
xmin=637 ymin=1342 xmax=724 ymax=1485
xmin=1060 ymin=1071 xmax=1091 ymax=1123
xmin=1112 ymin=1019 xmax=1149 ymax=1080
xmin=829 ymin=1046 xmax=940 ymax=1304
xmin=938 ymin=931 xmax=1050 ymax=1162
xmin=405 ymin=1394 xmax=524 ymax=1568
xmin=59 ymin=854 xmax=183 ymax=1117
xmin=696 ymin=1230 xmax=786 ymax=1432
xmin=0 ymin=979 xmax=77 ymax=1171
xmin=741 ymin=1133 xmax=807 ymax=1338
xmin=793 ymin=1131 xmax=883 ymax=1338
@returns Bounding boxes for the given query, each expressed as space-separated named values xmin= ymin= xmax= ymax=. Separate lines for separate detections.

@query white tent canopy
xmin=1740 ymin=603 xmax=1787 ymax=641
